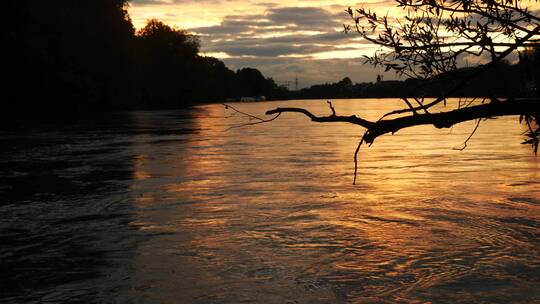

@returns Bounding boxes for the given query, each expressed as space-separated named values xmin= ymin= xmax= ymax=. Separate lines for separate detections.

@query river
xmin=1 ymin=99 xmax=539 ymax=303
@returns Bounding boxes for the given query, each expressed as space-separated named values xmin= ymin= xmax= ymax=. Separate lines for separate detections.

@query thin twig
xmin=353 ymin=132 xmax=367 ymax=185
xmin=401 ymin=97 xmax=418 ymax=115
xmin=223 ymin=103 xmax=283 ymax=130
xmin=453 ymin=118 xmax=482 ymax=151
xmin=327 ymin=101 xmax=336 ymax=116
xmin=223 ymin=103 xmax=266 ymax=122
xmin=225 ymin=113 xmax=281 ymax=130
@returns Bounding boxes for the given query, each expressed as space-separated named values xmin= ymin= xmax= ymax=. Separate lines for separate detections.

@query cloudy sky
xmin=128 ymin=0 xmax=399 ymax=87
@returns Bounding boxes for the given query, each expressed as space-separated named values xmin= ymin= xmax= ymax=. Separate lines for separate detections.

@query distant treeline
xmin=4 ymin=0 xmax=287 ymax=114
xmin=293 ymin=52 xmax=540 ymax=100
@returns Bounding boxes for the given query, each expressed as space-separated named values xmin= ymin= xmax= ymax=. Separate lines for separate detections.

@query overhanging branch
xmin=266 ymin=99 xmax=540 ymax=144
xmin=265 ymin=107 xmax=375 ymax=128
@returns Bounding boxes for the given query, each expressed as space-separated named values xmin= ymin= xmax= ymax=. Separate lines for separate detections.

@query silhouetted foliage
xmin=294 ymin=77 xmax=356 ymax=99
xmin=135 ymin=19 xmax=201 ymax=107
xmin=296 ymin=58 xmax=539 ymax=99
xmin=3 ymin=1 xmax=286 ymax=115
xmin=342 ymin=0 xmax=540 ymax=155
xmin=233 ymin=68 xmax=287 ymax=99
xmin=4 ymin=0 xmax=135 ymax=113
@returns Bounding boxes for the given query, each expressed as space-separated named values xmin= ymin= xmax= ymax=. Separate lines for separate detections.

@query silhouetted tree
xmin=264 ymin=0 xmax=540 ymax=182
xmin=195 ymin=56 xmax=237 ymax=102
xmin=3 ymin=3 xmax=287 ymax=114
xmin=295 ymin=77 xmax=358 ymax=99
xmin=135 ymin=19 xmax=201 ymax=107
xmin=4 ymin=0 xmax=135 ymax=113
xmin=233 ymin=68 xmax=283 ymax=98
xmin=235 ymin=68 xmax=267 ymax=97
xmin=133 ymin=21 xmax=287 ymax=106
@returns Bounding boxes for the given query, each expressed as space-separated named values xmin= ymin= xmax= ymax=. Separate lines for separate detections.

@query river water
xmin=1 ymin=99 xmax=539 ymax=303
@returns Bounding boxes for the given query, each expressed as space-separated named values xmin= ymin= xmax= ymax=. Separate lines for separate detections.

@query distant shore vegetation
xmin=294 ymin=53 xmax=539 ymax=100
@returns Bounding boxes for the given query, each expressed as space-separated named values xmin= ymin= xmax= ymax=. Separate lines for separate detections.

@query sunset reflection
xmin=119 ymin=100 xmax=540 ymax=303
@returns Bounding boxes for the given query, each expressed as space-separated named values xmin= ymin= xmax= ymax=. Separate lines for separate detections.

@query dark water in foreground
xmin=1 ymin=99 xmax=539 ymax=303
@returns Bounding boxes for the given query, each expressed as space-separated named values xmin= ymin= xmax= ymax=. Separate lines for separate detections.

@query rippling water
xmin=1 ymin=99 xmax=539 ymax=303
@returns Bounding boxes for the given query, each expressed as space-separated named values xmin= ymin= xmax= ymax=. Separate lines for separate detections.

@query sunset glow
xmin=128 ymin=0 xmax=398 ymax=85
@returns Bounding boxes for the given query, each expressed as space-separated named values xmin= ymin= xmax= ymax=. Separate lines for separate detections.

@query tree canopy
xmin=264 ymin=0 xmax=540 ymax=182
xmin=3 ymin=1 xmax=286 ymax=114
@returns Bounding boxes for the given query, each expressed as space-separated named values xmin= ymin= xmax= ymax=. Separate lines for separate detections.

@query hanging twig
xmin=226 ymin=113 xmax=281 ymax=130
xmin=223 ymin=103 xmax=266 ymax=122
xmin=453 ymin=118 xmax=482 ymax=151
xmin=353 ymin=132 xmax=368 ymax=185
xmin=223 ymin=103 xmax=283 ymax=130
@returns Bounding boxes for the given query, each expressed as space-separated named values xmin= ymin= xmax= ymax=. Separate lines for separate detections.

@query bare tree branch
xmin=266 ymin=99 xmax=540 ymax=144
xmin=265 ymin=107 xmax=375 ymax=128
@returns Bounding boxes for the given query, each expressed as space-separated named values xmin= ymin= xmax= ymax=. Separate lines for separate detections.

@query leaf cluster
xmin=344 ymin=0 xmax=540 ymax=153
xmin=345 ymin=0 xmax=540 ymax=79
xmin=520 ymin=114 xmax=540 ymax=154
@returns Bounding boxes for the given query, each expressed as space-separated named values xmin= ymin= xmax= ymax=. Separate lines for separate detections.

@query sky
xmin=127 ymin=0 xmax=398 ymax=87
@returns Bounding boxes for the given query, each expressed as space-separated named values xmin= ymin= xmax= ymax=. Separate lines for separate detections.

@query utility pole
xmin=294 ymin=75 xmax=299 ymax=91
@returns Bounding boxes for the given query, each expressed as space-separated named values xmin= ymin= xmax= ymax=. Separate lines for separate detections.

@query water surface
xmin=1 ymin=99 xmax=539 ymax=303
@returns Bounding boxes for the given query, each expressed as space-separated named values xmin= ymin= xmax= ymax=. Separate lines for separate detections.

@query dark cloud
xmin=191 ymin=6 xmax=367 ymax=58
xmin=193 ymin=16 xmax=273 ymax=35
xmin=207 ymin=43 xmax=360 ymax=57
xmin=192 ymin=6 xmax=344 ymax=35
xmin=265 ymin=7 xmax=342 ymax=30
xmin=209 ymin=44 xmax=306 ymax=57
xmin=200 ymin=30 xmax=367 ymax=57
xmin=188 ymin=5 xmax=379 ymax=83
xmin=266 ymin=31 xmax=360 ymax=44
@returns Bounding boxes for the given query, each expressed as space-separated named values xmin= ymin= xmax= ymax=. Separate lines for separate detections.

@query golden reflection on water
xmin=125 ymin=99 xmax=540 ymax=303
